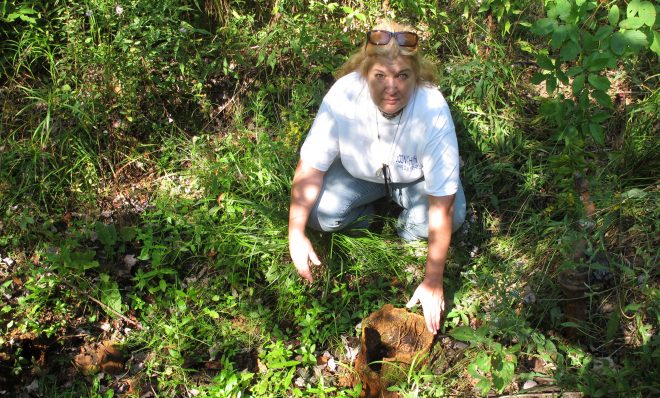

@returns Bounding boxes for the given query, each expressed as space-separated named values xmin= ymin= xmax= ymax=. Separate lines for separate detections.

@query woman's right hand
xmin=288 ymin=232 xmax=320 ymax=282
xmin=288 ymin=160 xmax=325 ymax=283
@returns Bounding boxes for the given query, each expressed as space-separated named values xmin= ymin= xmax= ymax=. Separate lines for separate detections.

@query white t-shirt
xmin=300 ymin=72 xmax=460 ymax=197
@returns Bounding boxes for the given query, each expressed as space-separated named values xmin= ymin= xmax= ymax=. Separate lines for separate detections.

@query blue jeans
xmin=307 ymin=160 xmax=466 ymax=241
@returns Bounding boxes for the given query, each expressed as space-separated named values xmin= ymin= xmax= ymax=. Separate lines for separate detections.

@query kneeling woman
xmin=288 ymin=20 xmax=466 ymax=335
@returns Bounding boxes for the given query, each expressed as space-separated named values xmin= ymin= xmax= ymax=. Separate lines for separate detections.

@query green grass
xmin=1 ymin=0 xmax=658 ymax=397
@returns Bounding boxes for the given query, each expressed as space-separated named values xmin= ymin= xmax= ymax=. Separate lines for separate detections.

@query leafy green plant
xmin=1 ymin=1 xmax=658 ymax=396
xmin=207 ymin=357 xmax=255 ymax=397
xmin=477 ymin=0 xmax=530 ymax=36
xmin=250 ymin=340 xmax=300 ymax=395
xmin=450 ymin=326 xmax=520 ymax=395
xmin=531 ymin=0 xmax=657 ymax=152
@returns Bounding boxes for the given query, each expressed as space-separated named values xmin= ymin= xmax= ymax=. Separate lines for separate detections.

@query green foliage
xmin=531 ymin=0 xmax=657 ymax=150
xmin=450 ymin=326 xmax=520 ymax=395
xmin=477 ymin=0 xmax=529 ymax=36
xmin=206 ymin=357 xmax=255 ymax=396
xmin=1 ymin=0 xmax=658 ymax=396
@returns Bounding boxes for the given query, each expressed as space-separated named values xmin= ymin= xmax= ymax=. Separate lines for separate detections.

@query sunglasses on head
xmin=366 ymin=30 xmax=419 ymax=48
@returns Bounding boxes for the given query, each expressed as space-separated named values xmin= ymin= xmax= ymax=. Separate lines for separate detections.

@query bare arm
xmin=407 ymin=194 xmax=455 ymax=334
xmin=288 ymin=160 xmax=326 ymax=282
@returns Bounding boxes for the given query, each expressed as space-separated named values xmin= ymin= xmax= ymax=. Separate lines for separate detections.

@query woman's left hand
xmin=406 ymin=278 xmax=445 ymax=334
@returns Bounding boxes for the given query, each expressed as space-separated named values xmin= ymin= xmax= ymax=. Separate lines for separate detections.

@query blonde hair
xmin=335 ymin=20 xmax=439 ymax=86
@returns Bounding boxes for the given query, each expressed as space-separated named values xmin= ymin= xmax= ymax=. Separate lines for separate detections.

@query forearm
xmin=288 ymin=160 xmax=324 ymax=237
xmin=425 ymin=195 xmax=455 ymax=283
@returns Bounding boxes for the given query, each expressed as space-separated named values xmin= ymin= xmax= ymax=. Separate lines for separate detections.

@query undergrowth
xmin=0 ymin=0 xmax=658 ymax=397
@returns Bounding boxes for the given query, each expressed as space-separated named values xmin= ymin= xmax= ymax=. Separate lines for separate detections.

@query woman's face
xmin=366 ymin=56 xmax=416 ymax=114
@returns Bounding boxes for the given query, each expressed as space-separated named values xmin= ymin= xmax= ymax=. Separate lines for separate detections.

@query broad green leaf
xmin=449 ymin=326 xmax=477 ymax=342
xmin=627 ymin=0 xmax=642 ymax=18
xmin=586 ymin=52 xmax=615 ymax=71
xmin=595 ymin=25 xmax=613 ymax=41
xmin=621 ymin=189 xmax=647 ymax=199
xmin=475 ymin=351 xmax=491 ymax=371
xmin=582 ymin=31 xmax=598 ymax=52
xmin=619 ymin=16 xmax=644 ymax=29
xmin=637 ymin=1 xmax=656 ymax=26
xmin=540 ymin=100 xmax=559 ymax=117
xmin=624 ymin=29 xmax=650 ymax=52
xmin=651 ymin=31 xmax=660 ymax=55
xmin=608 ymin=5 xmax=620 ymax=25
xmin=502 ymin=360 xmax=516 ymax=380
xmin=589 ymin=123 xmax=605 ymax=145
xmin=256 ymin=49 xmax=266 ymax=66
xmin=531 ymin=18 xmax=556 ymax=35
xmin=553 ymin=0 xmax=573 ymax=21
xmin=556 ymin=69 xmax=569 ymax=84
xmin=627 ymin=0 xmax=656 ymax=26
xmin=531 ymin=72 xmax=547 ymax=84
xmin=467 ymin=362 xmax=480 ymax=378
xmin=493 ymin=360 xmax=516 ymax=392
xmin=68 ymin=249 xmax=100 ymax=270
xmin=567 ymin=24 xmax=580 ymax=43
xmin=580 ymin=121 xmax=589 ymax=137
xmin=567 ymin=65 xmax=583 ymax=76
xmin=475 ymin=79 xmax=484 ymax=98
xmin=572 ymin=74 xmax=585 ymax=95
xmin=119 ymin=226 xmax=137 ymax=241
xmin=560 ymin=40 xmax=581 ymax=61
xmin=476 ymin=378 xmax=492 ymax=395
xmin=587 ymin=74 xmax=611 ymax=91
xmin=506 ymin=343 xmax=521 ymax=354
xmin=546 ymin=76 xmax=557 ymax=94
xmin=100 ymin=277 xmax=123 ymax=315
xmin=591 ymin=111 xmax=611 ymax=123
xmin=535 ymin=54 xmax=555 ymax=70
xmin=270 ymin=360 xmax=301 ymax=369
xmin=592 ymin=89 xmax=613 ymax=108
xmin=551 ymin=25 xmax=568 ymax=49
xmin=611 ymin=31 xmax=627 ymax=54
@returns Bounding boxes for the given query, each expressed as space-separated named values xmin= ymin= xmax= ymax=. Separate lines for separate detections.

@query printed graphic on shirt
xmin=394 ymin=154 xmax=421 ymax=172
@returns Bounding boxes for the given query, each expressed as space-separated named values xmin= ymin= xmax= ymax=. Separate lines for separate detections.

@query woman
xmin=288 ymin=20 xmax=466 ymax=334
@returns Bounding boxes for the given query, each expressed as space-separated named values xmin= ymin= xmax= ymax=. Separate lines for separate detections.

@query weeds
xmin=0 ymin=0 xmax=658 ymax=396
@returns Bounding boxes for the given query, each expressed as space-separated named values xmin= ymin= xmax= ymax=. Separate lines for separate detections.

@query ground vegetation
xmin=0 ymin=0 xmax=658 ymax=396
